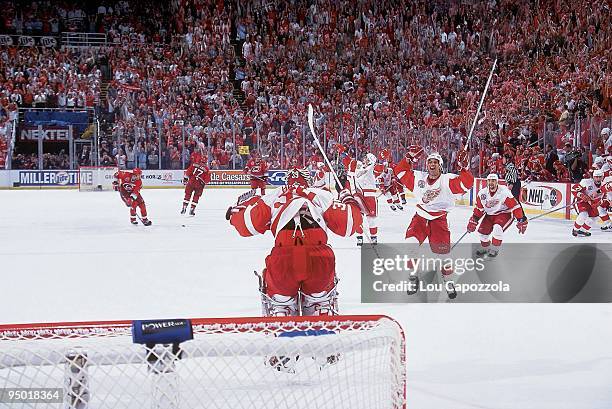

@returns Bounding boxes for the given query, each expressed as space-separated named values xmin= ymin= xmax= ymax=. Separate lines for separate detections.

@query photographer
xmin=564 ymin=146 xmax=586 ymax=182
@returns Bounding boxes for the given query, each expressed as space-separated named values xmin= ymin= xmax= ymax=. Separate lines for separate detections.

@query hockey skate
xmin=130 ymin=217 xmax=138 ymax=225
xmin=572 ymin=229 xmax=591 ymax=237
xmin=601 ymin=222 xmax=612 ymax=231
xmin=141 ymin=218 xmax=153 ymax=226
xmin=475 ymin=248 xmax=489 ymax=257
xmin=180 ymin=206 xmax=187 ymax=215
xmin=189 ymin=207 xmax=196 ymax=216
xmin=396 ymin=204 xmax=404 ymax=210
xmin=370 ymin=235 xmax=378 ymax=245
xmin=357 ymin=236 xmax=363 ymax=246
xmin=487 ymin=249 xmax=499 ymax=258
xmin=390 ymin=204 xmax=397 ymax=211
xmin=441 ymin=268 xmax=457 ymax=300
xmin=267 ymin=355 xmax=298 ymax=374
xmin=406 ymin=273 xmax=419 ymax=295
xmin=313 ymin=353 xmax=340 ymax=370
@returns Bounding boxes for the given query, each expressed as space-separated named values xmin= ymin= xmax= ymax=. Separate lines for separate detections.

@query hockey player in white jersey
xmin=467 ymin=173 xmax=528 ymax=257
xmin=312 ymin=162 xmax=332 ymax=191
xmin=571 ymin=169 xmax=610 ymax=235
xmin=394 ymin=146 xmax=474 ymax=297
xmin=354 ymin=152 xmax=380 ymax=245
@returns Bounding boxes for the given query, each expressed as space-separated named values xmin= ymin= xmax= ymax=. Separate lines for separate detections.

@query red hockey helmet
xmin=379 ymin=148 xmax=391 ymax=161
xmin=286 ymin=167 xmax=311 ymax=187
xmin=133 ymin=168 xmax=142 ymax=176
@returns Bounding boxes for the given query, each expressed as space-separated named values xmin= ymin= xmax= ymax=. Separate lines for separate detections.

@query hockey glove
xmin=516 ymin=217 xmax=528 ymax=234
xmin=405 ymin=145 xmax=424 ymax=163
xmin=456 ymin=149 xmax=470 ymax=170
xmin=338 ymin=189 xmax=358 ymax=206
xmin=225 ymin=205 xmax=245 ymax=221
xmin=112 ymin=181 xmax=119 ymax=191
xmin=466 ymin=216 xmax=479 ymax=232
xmin=183 ymin=177 xmax=189 ymax=185
xmin=130 ymin=193 xmax=138 ymax=201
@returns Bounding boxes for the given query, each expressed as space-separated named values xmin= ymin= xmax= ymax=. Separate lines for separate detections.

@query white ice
xmin=0 ymin=188 xmax=611 ymax=409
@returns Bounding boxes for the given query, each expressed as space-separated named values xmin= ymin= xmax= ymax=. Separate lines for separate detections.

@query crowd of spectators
xmin=2 ymin=0 xmax=611 ymax=180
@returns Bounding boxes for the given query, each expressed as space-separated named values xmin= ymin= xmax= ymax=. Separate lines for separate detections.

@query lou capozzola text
xmin=370 ymin=255 xmax=511 ymax=294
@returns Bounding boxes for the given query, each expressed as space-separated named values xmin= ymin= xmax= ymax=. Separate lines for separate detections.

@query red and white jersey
xmin=185 ymin=162 xmax=211 ymax=185
xmin=312 ymin=168 xmax=332 ymax=190
xmin=342 ymin=156 xmax=360 ymax=191
xmin=229 ymin=186 xmax=363 ymax=240
xmin=395 ymin=161 xmax=474 ymax=220
xmin=114 ymin=170 xmax=142 ymax=194
xmin=572 ymin=178 xmax=603 ymax=204
xmin=244 ymin=159 xmax=269 ymax=179
xmin=374 ymin=164 xmax=392 ymax=189
xmin=355 ymin=162 xmax=377 ymax=191
xmin=602 ymin=176 xmax=612 ymax=201
xmin=473 ymin=185 xmax=522 ymax=218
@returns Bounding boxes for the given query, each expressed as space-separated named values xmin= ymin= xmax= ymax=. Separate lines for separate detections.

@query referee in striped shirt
xmin=504 ymin=154 xmax=521 ymax=199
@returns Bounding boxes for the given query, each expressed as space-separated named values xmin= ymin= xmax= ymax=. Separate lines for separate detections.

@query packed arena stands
xmin=0 ymin=0 xmax=610 ymax=180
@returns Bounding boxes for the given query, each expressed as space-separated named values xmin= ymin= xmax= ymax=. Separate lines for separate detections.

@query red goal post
xmin=78 ymin=166 xmax=118 ymax=191
xmin=0 ymin=315 xmax=406 ymax=409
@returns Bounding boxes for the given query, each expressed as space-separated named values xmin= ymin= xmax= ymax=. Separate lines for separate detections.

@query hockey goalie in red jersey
xmin=112 ymin=168 xmax=152 ymax=226
xmin=181 ymin=153 xmax=211 ymax=216
xmin=226 ymin=167 xmax=362 ymax=317
xmin=467 ymin=173 xmax=527 ymax=257
xmin=244 ymin=151 xmax=269 ymax=195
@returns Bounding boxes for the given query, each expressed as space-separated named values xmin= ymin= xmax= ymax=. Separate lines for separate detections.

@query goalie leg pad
xmin=260 ymin=293 xmax=299 ymax=317
xmin=300 ymin=281 xmax=339 ymax=316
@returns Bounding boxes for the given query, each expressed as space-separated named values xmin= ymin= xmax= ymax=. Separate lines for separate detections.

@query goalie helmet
xmin=286 ymin=167 xmax=311 ymax=187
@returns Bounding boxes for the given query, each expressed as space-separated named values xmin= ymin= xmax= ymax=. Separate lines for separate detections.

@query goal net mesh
xmin=78 ymin=167 xmax=117 ymax=191
xmin=0 ymin=315 xmax=405 ymax=409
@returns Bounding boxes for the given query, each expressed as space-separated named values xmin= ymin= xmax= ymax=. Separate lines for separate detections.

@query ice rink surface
xmin=1 ymin=188 xmax=611 ymax=409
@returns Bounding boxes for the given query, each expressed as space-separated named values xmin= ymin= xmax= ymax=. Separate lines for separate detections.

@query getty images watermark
xmin=371 ymin=253 xmax=510 ymax=294
xmin=360 ymin=243 xmax=612 ymax=303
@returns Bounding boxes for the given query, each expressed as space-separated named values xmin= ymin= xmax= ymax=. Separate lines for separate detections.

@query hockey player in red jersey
xmin=572 ymin=169 xmax=610 ymax=236
xmin=394 ymin=147 xmax=474 ymax=297
xmin=244 ymin=152 xmax=269 ymax=195
xmin=467 ymin=174 xmax=527 ymax=257
xmin=226 ymin=167 xmax=362 ymax=318
xmin=181 ymin=152 xmax=211 ymax=216
xmin=112 ymin=168 xmax=152 ymax=226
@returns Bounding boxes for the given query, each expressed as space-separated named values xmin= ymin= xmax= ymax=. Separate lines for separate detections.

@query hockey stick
xmin=528 ymin=200 xmax=576 ymax=221
xmin=308 ymin=105 xmax=342 ymax=188
xmin=450 ymin=231 xmax=469 ymax=251
xmin=464 ymin=58 xmax=497 ymax=149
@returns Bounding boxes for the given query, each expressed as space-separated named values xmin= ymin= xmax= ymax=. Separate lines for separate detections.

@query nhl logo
xmin=418 ymin=180 xmax=425 ymax=188
xmin=549 ymin=190 xmax=559 ymax=207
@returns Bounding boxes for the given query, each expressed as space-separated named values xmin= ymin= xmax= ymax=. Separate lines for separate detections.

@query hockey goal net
xmin=0 ymin=315 xmax=405 ymax=409
xmin=78 ymin=166 xmax=118 ymax=191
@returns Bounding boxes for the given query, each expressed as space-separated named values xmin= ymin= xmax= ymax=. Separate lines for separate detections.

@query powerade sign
xmin=18 ymin=171 xmax=79 ymax=186
xmin=267 ymin=170 xmax=288 ymax=185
